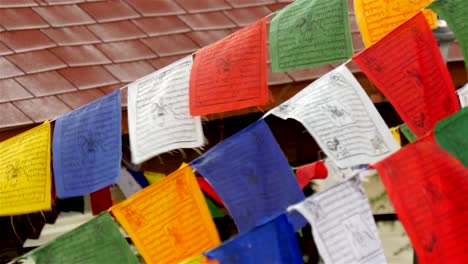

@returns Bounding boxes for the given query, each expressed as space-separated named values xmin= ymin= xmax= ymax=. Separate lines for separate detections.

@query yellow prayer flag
xmin=390 ymin=127 xmax=401 ymax=146
xmin=0 ymin=121 xmax=52 ymax=216
xmin=354 ymin=0 xmax=437 ymax=47
xmin=111 ymin=165 xmax=221 ymax=264
xmin=143 ymin=171 xmax=165 ymax=185
xmin=179 ymin=255 xmax=218 ymax=264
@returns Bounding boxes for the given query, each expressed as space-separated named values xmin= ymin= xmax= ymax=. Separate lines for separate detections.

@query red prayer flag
xmin=295 ymin=161 xmax=328 ymax=189
xmin=190 ymin=18 xmax=268 ymax=116
xmin=374 ymin=138 xmax=468 ymax=263
xmin=196 ymin=177 xmax=224 ymax=206
xmin=90 ymin=186 xmax=113 ymax=215
xmin=353 ymin=12 xmax=460 ymax=138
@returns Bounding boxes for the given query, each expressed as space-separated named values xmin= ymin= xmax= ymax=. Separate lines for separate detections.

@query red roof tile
xmin=0 ymin=8 xmax=49 ymax=30
xmin=79 ymin=0 xmax=140 ymax=23
xmin=448 ymin=41 xmax=463 ymax=62
xmin=185 ymin=29 xmax=234 ymax=47
xmin=0 ymin=102 xmax=33 ymax=127
xmin=41 ymin=26 xmax=101 ymax=46
xmin=0 ymin=30 xmax=56 ymax=53
xmin=267 ymin=65 xmax=293 ymax=85
xmin=0 ymin=57 xmax=24 ymax=79
xmin=6 ymin=50 xmax=66 ymax=74
xmin=15 ymin=71 xmax=76 ymax=96
xmin=58 ymin=65 xmax=119 ymax=89
xmin=125 ymin=0 xmax=186 ymax=16
xmin=175 ymin=0 xmax=232 ymax=13
xmin=96 ymin=40 xmax=157 ymax=63
xmin=57 ymin=88 xmax=105 ymax=109
xmin=223 ymin=6 xmax=271 ymax=27
xmin=33 ymin=5 xmax=95 ymax=27
xmin=226 ymin=0 xmax=275 ymax=8
xmin=87 ymin=20 xmax=147 ymax=42
xmin=179 ymin=12 xmax=236 ymax=30
xmin=0 ymin=41 xmax=13 ymax=56
xmin=0 ymin=78 xmax=33 ymax=103
xmin=99 ymin=83 xmax=127 ymax=107
xmin=147 ymin=54 xmax=187 ymax=69
xmin=351 ymin=31 xmax=365 ymax=52
xmin=265 ymin=3 xmax=288 ymax=12
xmin=133 ymin=16 xmax=190 ymax=37
xmin=104 ymin=61 xmax=154 ymax=82
xmin=287 ymin=65 xmax=335 ymax=82
xmin=0 ymin=0 xmax=38 ymax=8
xmin=51 ymin=45 xmax=111 ymax=66
xmin=43 ymin=0 xmax=86 ymax=5
xmin=13 ymin=95 xmax=72 ymax=123
xmin=141 ymin=34 xmax=199 ymax=56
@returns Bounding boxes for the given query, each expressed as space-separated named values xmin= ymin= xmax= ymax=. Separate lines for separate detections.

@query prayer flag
xmin=353 ymin=13 xmax=460 ymax=138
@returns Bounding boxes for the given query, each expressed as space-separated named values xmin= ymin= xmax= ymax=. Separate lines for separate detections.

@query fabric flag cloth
xmin=269 ymin=0 xmax=353 ymax=72
xmin=295 ymin=161 xmax=328 ymax=189
xmin=271 ymin=65 xmax=399 ymax=168
xmin=0 ymin=121 xmax=51 ymax=216
xmin=111 ymin=165 xmax=220 ymax=264
xmin=389 ymin=127 xmax=401 ymax=146
xmin=205 ymin=213 xmax=303 ymax=264
xmin=90 ymin=186 xmax=113 ymax=215
xmin=180 ymin=255 xmax=218 ymax=264
xmin=190 ymin=18 xmax=268 ymax=116
xmin=289 ymin=176 xmax=387 ymax=263
xmin=429 ymin=0 xmax=468 ymax=72
xmin=14 ymin=212 xmax=139 ymax=264
xmin=457 ymin=84 xmax=468 ymax=107
xmin=127 ymin=56 xmax=204 ymax=165
xmin=353 ymin=13 xmax=460 ymax=138
xmin=143 ymin=171 xmax=166 ymax=184
xmin=190 ymin=120 xmax=306 ymax=232
xmin=53 ymin=90 xmax=122 ymax=198
xmin=127 ymin=168 xmax=150 ymax=188
xmin=117 ymin=168 xmax=143 ymax=198
xmin=434 ymin=107 xmax=468 ymax=168
xmin=354 ymin=0 xmax=437 ymax=47
xmin=197 ymin=177 xmax=224 ymax=205
xmin=373 ymin=138 xmax=468 ymax=263
xmin=205 ymin=196 xmax=225 ymax=218
xmin=399 ymin=124 xmax=418 ymax=143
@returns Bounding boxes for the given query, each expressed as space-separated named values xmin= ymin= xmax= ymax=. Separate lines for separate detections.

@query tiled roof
xmin=0 ymin=0 xmax=463 ymax=130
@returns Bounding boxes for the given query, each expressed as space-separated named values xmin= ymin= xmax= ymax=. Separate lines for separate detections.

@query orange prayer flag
xmin=189 ymin=18 xmax=268 ymax=116
xmin=353 ymin=13 xmax=460 ymax=138
xmin=374 ymin=138 xmax=468 ymax=263
xmin=111 ymin=165 xmax=220 ymax=264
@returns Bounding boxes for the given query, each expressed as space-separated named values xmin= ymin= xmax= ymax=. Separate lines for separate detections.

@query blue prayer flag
xmin=53 ymin=90 xmax=122 ymax=198
xmin=205 ymin=213 xmax=303 ymax=264
xmin=191 ymin=119 xmax=305 ymax=232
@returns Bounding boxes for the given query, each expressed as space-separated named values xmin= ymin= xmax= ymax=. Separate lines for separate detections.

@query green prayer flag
xmin=205 ymin=196 xmax=225 ymax=218
xmin=400 ymin=124 xmax=418 ymax=143
xmin=15 ymin=212 xmax=138 ymax=264
xmin=429 ymin=0 xmax=468 ymax=72
xmin=434 ymin=108 xmax=468 ymax=168
xmin=269 ymin=0 xmax=353 ymax=72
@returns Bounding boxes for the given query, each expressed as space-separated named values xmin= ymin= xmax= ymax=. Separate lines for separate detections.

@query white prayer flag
xmin=457 ymin=83 xmax=468 ymax=108
xmin=289 ymin=177 xmax=387 ymax=264
xmin=271 ymin=65 xmax=399 ymax=167
xmin=127 ymin=56 xmax=204 ymax=164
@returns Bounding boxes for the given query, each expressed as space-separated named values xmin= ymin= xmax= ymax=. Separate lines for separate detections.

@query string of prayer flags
xmin=289 ymin=176 xmax=387 ymax=263
xmin=374 ymin=139 xmax=468 ymax=263
xmin=128 ymin=56 xmax=204 ymax=165
xmin=389 ymin=127 xmax=401 ymax=146
xmin=354 ymin=0 xmax=437 ymax=47
xmin=0 ymin=121 xmax=51 ymax=216
xmin=205 ymin=213 xmax=303 ymax=264
xmin=271 ymin=65 xmax=399 ymax=168
xmin=399 ymin=124 xmax=418 ymax=143
xmin=434 ymin=107 xmax=468 ymax=168
xmin=190 ymin=120 xmax=306 ymax=232
xmin=269 ymin=0 xmax=353 ymax=72
xmin=295 ymin=161 xmax=328 ymax=189
xmin=117 ymin=168 xmax=143 ymax=198
xmin=90 ymin=186 xmax=113 ymax=215
xmin=111 ymin=165 xmax=220 ymax=264
xmin=429 ymin=0 xmax=468 ymax=71
xmin=53 ymin=90 xmax=122 ymax=198
xmin=190 ymin=18 xmax=268 ymax=116
xmin=457 ymin=84 xmax=468 ymax=107
xmin=14 ymin=212 xmax=139 ymax=264
xmin=353 ymin=13 xmax=460 ymax=138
